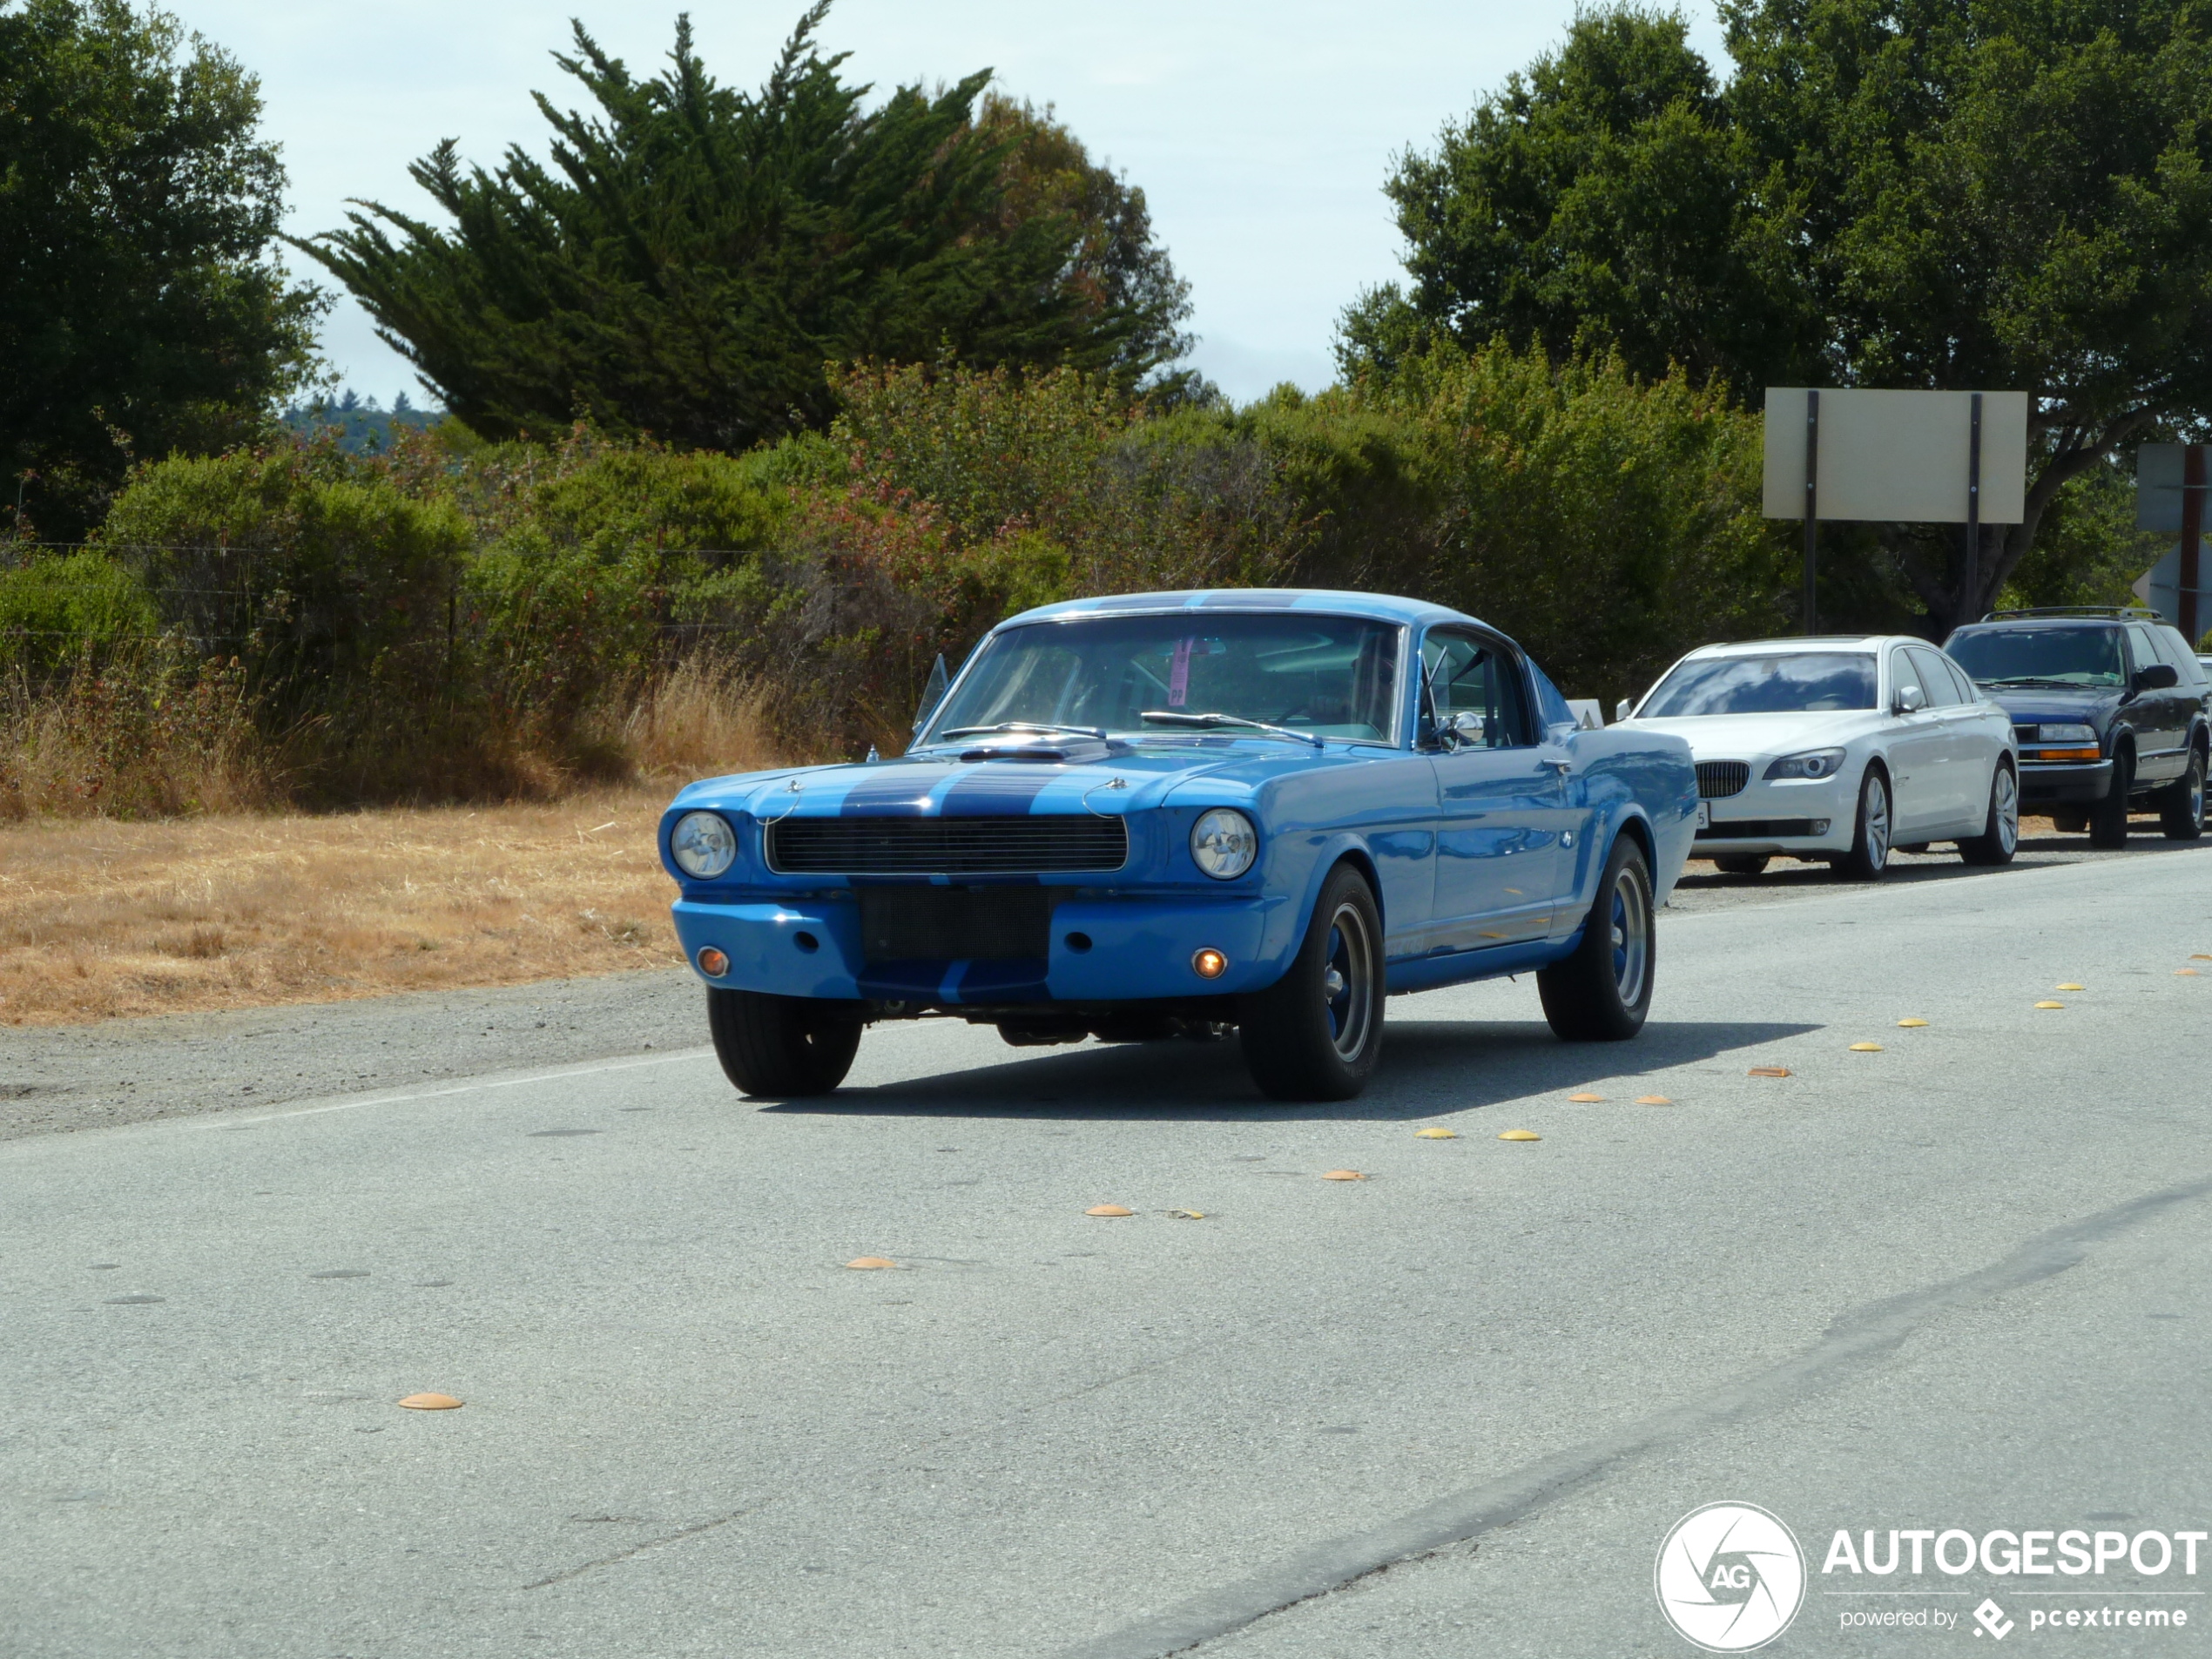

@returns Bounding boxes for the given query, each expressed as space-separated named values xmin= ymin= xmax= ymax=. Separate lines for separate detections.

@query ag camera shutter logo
xmin=1655 ymin=1502 xmax=1806 ymax=1651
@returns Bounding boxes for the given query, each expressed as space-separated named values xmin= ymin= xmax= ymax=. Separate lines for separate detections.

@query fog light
xmin=1192 ymin=948 xmax=1228 ymax=980
xmin=1812 ymin=819 xmax=1831 ymax=834
xmin=697 ymin=947 xmax=729 ymax=977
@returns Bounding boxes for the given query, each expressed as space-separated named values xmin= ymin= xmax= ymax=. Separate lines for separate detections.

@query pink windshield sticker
xmin=1168 ymin=637 xmax=1193 ymax=706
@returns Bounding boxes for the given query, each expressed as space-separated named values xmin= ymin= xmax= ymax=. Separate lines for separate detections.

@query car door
xmin=1906 ymin=644 xmax=1984 ymax=830
xmin=2120 ymin=624 xmax=2183 ymax=783
xmin=1420 ymin=627 xmax=1562 ymax=949
xmin=1883 ymin=646 xmax=1950 ymax=836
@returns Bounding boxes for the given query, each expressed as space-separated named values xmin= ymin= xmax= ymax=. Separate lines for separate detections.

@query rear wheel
xmin=2158 ymin=749 xmax=2206 ymax=840
xmin=1830 ymin=768 xmax=1892 ymax=881
xmin=1538 ymin=836 xmax=1656 ymax=1042
xmin=1239 ymin=865 xmax=1384 ymax=1101
xmin=2089 ymin=751 xmax=2133 ymax=848
xmin=1712 ymin=854 xmax=1769 ymax=877
xmin=707 ymin=988 xmax=862 ymax=1097
xmin=1959 ymin=763 xmax=2020 ymax=866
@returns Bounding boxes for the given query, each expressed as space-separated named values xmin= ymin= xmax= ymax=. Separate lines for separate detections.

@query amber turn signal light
xmin=696 ymin=947 xmax=729 ymax=977
xmin=1192 ymin=948 xmax=1228 ymax=980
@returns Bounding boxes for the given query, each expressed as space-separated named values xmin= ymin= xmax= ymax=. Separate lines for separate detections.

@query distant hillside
xmin=280 ymin=393 xmax=442 ymax=455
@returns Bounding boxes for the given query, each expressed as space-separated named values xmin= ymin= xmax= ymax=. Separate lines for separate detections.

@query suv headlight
xmin=671 ymin=811 xmax=738 ymax=879
xmin=1190 ymin=808 xmax=1258 ymax=880
xmin=1764 ymin=747 xmax=1847 ymax=781
xmin=2033 ymin=723 xmax=2096 ymax=744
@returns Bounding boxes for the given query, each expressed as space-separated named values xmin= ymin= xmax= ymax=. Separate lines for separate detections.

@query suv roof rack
xmin=1978 ymin=605 xmax=2161 ymax=622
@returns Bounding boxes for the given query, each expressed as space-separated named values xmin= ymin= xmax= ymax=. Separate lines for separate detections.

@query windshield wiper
xmin=1979 ymin=676 xmax=2100 ymax=688
xmin=1139 ymin=710 xmax=1325 ymax=750
xmin=935 ymin=721 xmax=1108 ymax=742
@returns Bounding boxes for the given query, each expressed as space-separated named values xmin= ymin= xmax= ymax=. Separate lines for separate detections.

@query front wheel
xmin=1239 ymin=864 xmax=1385 ymax=1102
xmin=2089 ymin=751 xmax=2132 ymax=848
xmin=1538 ymin=836 xmax=1655 ymax=1042
xmin=2159 ymin=749 xmax=2205 ymax=840
xmin=1712 ymin=854 xmax=1769 ymax=877
xmin=1830 ymin=768 xmax=1892 ymax=881
xmin=707 ymin=988 xmax=862 ymax=1097
xmin=1959 ymin=763 xmax=2020 ymax=866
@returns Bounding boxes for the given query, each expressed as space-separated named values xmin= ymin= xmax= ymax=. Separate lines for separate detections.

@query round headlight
xmin=671 ymin=811 xmax=738 ymax=880
xmin=1190 ymin=808 xmax=1258 ymax=880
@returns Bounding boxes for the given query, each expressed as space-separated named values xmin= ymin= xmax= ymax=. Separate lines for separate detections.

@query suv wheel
xmin=2159 ymin=748 xmax=2206 ymax=841
xmin=2089 ymin=750 xmax=2133 ymax=848
xmin=1831 ymin=768 xmax=1892 ymax=881
xmin=1959 ymin=763 xmax=2020 ymax=866
xmin=1538 ymin=835 xmax=1656 ymax=1042
xmin=1239 ymin=864 xmax=1385 ymax=1101
xmin=1712 ymin=854 xmax=1768 ymax=877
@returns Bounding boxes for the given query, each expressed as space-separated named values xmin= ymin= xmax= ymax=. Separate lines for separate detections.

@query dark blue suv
xmin=1943 ymin=610 xmax=2208 ymax=846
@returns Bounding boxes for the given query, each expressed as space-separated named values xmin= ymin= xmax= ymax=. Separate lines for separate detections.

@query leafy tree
xmin=300 ymin=4 xmax=1192 ymax=454
xmin=1355 ymin=0 xmax=2212 ymax=631
xmin=0 ymin=0 xmax=324 ymax=540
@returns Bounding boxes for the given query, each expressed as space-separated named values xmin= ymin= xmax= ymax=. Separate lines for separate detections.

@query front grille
xmin=859 ymin=887 xmax=1055 ymax=962
xmin=767 ymin=814 xmax=1127 ymax=875
xmin=1697 ymin=761 xmax=1750 ymax=799
xmin=1702 ymin=819 xmax=1822 ymax=839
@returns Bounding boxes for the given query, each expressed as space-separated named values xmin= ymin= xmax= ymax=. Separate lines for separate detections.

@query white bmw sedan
xmin=1621 ymin=637 xmax=2020 ymax=878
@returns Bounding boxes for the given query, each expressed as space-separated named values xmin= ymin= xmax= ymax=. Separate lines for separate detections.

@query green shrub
xmin=0 ymin=551 xmax=159 ymax=677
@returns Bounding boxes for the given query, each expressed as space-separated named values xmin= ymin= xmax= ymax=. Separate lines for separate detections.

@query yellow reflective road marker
xmin=845 ymin=1257 xmax=898 ymax=1270
xmin=1413 ymin=1127 xmax=1458 ymax=1139
xmin=1085 ymin=1204 xmax=1133 ymax=1217
xmin=2055 ymin=983 xmax=2085 ymax=992
xmin=1635 ymin=1095 xmax=1674 ymax=1105
xmin=1498 ymin=1130 xmax=1541 ymax=1142
xmin=398 ymin=1393 xmax=463 ymax=1411
xmin=1849 ymin=1042 xmax=1885 ymax=1052
xmin=1749 ymin=1066 xmax=1791 ymax=1078
xmin=2034 ymin=1001 xmax=2065 ymax=1009
xmin=1897 ymin=1018 xmax=1929 ymax=1028
xmin=1320 ymin=1170 xmax=1367 ymax=1181
xmin=1568 ymin=1092 xmax=1605 ymax=1103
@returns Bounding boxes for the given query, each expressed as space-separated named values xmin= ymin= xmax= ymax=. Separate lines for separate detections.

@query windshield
xmin=1639 ymin=652 xmax=1878 ymax=717
xmin=1946 ymin=627 xmax=2125 ymax=687
xmin=922 ymin=613 xmax=1403 ymax=745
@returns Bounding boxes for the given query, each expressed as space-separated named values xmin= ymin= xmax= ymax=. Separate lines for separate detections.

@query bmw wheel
xmin=1240 ymin=864 xmax=1385 ymax=1101
xmin=1831 ymin=767 xmax=1892 ymax=881
xmin=1537 ymin=834 xmax=1655 ymax=1042
xmin=1959 ymin=762 xmax=2020 ymax=866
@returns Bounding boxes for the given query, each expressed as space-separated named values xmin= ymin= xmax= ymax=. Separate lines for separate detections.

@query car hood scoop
xmin=955 ymin=737 xmax=1115 ymax=764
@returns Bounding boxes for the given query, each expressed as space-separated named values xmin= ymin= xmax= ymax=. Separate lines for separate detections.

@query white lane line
xmin=207 ymin=1048 xmax=717 ymax=1129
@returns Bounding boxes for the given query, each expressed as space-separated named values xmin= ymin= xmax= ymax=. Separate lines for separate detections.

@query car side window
xmin=2155 ymin=626 xmax=2207 ymax=686
xmin=1939 ymin=654 xmax=1979 ymax=703
xmin=1907 ymin=646 xmax=1961 ymax=707
xmin=2126 ymin=624 xmax=2161 ymax=677
xmin=1421 ymin=630 xmax=1532 ymax=747
xmin=1889 ymin=649 xmax=1924 ymax=709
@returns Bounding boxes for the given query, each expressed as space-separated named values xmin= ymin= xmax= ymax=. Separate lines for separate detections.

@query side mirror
xmin=2134 ymin=662 xmax=2181 ymax=692
xmin=1894 ymin=685 xmax=1926 ymax=714
xmin=1615 ymin=698 xmax=1635 ymax=724
xmin=912 ymin=653 xmax=950 ymax=734
xmin=1446 ymin=710 xmax=1486 ymax=748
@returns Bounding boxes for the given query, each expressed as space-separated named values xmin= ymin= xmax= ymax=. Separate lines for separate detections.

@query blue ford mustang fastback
xmin=660 ymin=590 xmax=1697 ymax=1101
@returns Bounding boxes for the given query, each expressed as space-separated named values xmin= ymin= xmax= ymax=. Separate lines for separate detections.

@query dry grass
xmin=0 ymin=786 xmax=696 ymax=1027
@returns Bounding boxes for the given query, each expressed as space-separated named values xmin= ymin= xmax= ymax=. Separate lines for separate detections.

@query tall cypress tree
xmin=301 ymin=4 xmax=1192 ymax=451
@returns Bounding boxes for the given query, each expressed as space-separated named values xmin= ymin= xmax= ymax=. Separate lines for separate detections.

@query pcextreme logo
xmin=1655 ymin=1502 xmax=1808 ymax=1652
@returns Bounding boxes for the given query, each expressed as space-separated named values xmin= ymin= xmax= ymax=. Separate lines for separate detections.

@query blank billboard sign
xmin=1763 ymin=388 xmax=2029 ymax=523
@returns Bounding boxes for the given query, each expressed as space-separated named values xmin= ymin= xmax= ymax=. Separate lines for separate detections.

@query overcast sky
xmin=167 ymin=0 xmax=1728 ymax=408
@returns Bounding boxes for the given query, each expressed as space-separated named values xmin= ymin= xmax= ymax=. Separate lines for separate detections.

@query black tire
xmin=2052 ymin=811 xmax=2087 ymax=834
xmin=706 ymin=988 xmax=862 ymax=1097
xmin=1830 ymin=766 xmax=1892 ymax=881
xmin=1538 ymin=835 xmax=1656 ymax=1042
xmin=2158 ymin=748 xmax=2206 ymax=841
xmin=1239 ymin=864 xmax=1385 ymax=1102
xmin=1712 ymin=854 xmax=1769 ymax=877
xmin=2089 ymin=749 xmax=2133 ymax=848
xmin=1959 ymin=762 xmax=2020 ymax=866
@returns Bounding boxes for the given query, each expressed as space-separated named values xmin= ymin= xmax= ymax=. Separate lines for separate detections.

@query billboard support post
xmin=1803 ymin=390 xmax=1819 ymax=635
xmin=1965 ymin=393 xmax=1983 ymax=619
xmin=2183 ymin=447 xmax=2204 ymax=647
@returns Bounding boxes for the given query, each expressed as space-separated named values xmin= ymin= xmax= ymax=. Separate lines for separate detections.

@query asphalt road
xmin=5 ymin=838 xmax=2212 ymax=1657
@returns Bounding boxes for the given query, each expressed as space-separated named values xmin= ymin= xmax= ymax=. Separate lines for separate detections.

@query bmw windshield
xmin=1946 ymin=627 xmax=2125 ymax=687
xmin=920 ymin=613 xmax=1403 ymax=746
xmin=1640 ymin=652 xmax=1878 ymax=717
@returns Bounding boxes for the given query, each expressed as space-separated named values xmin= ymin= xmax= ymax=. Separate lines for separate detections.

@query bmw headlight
xmin=1764 ymin=747 xmax=1847 ymax=781
xmin=2033 ymin=723 xmax=2096 ymax=744
xmin=1190 ymin=808 xmax=1258 ymax=880
xmin=670 ymin=811 xmax=738 ymax=880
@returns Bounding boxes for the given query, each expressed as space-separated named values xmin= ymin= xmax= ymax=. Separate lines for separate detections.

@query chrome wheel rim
xmin=1322 ymin=901 xmax=1375 ymax=1062
xmin=1864 ymin=776 xmax=1891 ymax=868
xmin=2192 ymin=761 xmax=2206 ymax=828
xmin=1608 ymin=866 xmax=1649 ymax=1008
xmin=1994 ymin=766 xmax=2019 ymax=855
